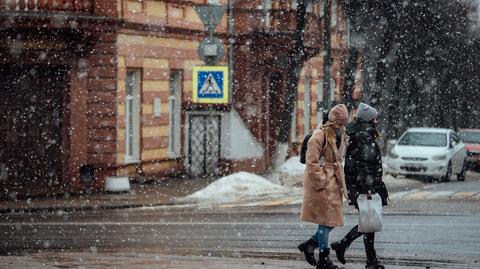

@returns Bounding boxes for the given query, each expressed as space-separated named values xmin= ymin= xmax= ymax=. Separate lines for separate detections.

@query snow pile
xmin=181 ymin=172 xmax=296 ymax=204
xmin=269 ymin=156 xmax=306 ymax=187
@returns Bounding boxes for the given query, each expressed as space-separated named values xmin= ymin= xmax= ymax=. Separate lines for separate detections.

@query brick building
xmin=232 ymin=0 xmax=352 ymax=170
xmin=0 ymin=0 xmax=354 ymax=198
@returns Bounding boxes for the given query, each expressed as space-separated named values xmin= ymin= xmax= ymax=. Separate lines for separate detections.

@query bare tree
xmin=278 ymin=0 xmax=324 ymax=143
xmin=343 ymin=0 xmax=480 ymax=141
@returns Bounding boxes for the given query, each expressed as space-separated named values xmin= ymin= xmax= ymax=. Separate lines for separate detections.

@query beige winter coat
xmin=300 ymin=127 xmax=348 ymax=227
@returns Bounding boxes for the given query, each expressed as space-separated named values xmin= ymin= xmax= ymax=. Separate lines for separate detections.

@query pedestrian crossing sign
xmin=192 ymin=65 xmax=229 ymax=104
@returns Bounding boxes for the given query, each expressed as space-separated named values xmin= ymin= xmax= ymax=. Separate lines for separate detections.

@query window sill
xmin=124 ymin=158 xmax=140 ymax=165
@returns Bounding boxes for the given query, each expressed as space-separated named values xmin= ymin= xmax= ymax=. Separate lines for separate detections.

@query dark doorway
xmin=0 ymin=65 xmax=68 ymax=195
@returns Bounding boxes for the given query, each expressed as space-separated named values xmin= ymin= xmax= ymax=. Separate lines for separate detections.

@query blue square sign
xmin=192 ymin=66 xmax=229 ymax=104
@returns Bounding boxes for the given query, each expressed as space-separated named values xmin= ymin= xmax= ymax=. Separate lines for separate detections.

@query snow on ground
xmin=181 ymin=157 xmax=430 ymax=205
xmin=180 ymin=172 xmax=299 ymax=204
xmin=269 ymin=156 xmax=305 ymax=187
xmin=382 ymin=174 xmax=430 ymax=193
xmin=268 ymin=156 xmax=421 ymax=190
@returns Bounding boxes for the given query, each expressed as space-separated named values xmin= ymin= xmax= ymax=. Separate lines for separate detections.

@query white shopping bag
xmin=357 ymin=193 xmax=383 ymax=233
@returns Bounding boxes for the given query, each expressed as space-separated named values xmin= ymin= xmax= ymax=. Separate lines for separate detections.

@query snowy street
xmin=1 ymin=1 xmax=480 ymax=267
xmin=2 ymin=168 xmax=480 ymax=268
xmin=1 ymin=200 xmax=480 ymax=268
xmin=1 ymin=166 xmax=480 ymax=268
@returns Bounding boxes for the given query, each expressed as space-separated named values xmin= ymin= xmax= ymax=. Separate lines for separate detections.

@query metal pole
xmin=209 ymin=11 xmax=214 ymax=40
xmin=227 ymin=0 xmax=234 ymax=104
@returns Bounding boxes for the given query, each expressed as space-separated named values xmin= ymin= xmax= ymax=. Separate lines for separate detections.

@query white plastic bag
xmin=357 ymin=193 xmax=383 ymax=233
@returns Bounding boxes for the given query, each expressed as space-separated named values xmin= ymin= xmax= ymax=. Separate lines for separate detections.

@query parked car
xmin=386 ymin=128 xmax=467 ymax=181
xmin=459 ymin=129 xmax=480 ymax=170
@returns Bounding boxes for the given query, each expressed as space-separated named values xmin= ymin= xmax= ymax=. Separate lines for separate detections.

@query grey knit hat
xmin=356 ymin=103 xmax=378 ymax=122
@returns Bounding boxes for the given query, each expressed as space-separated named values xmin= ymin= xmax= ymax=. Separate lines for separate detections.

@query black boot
xmin=365 ymin=253 xmax=385 ymax=269
xmin=317 ymin=249 xmax=339 ymax=269
xmin=364 ymin=234 xmax=384 ymax=269
xmin=330 ymin=240 xmax=347 ymax=264
xmin=298 ymin=238 xmax=317 ymax=266
xmin=331 ymin=225 xmax=363 ymax=264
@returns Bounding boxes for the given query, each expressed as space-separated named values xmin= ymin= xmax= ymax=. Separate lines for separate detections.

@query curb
xmin=0 ymin=201 xmax=180 ymax=214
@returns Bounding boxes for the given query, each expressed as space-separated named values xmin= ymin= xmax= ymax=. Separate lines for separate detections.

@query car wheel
xmin=457 ymin=159 xmax=466 ymax=182
xmin=441 ymin=162 xmax=452 ymax=182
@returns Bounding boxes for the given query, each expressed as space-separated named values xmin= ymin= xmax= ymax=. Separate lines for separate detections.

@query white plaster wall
xmin=221 ymin=109 xmax=264 ymax=160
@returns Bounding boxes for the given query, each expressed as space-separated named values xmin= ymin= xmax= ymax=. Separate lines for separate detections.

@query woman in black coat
xmin=330 ymin=103 xmax=388 ymax=269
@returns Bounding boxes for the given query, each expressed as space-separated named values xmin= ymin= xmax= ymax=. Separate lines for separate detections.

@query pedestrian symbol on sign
xmin=192 ymin=66 xmax=229 ymax=104
xmin=199 ymin=72 xmax=222 ymax=96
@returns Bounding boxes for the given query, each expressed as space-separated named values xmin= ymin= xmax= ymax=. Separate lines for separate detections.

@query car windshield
xmin=398 ymin=132 xmax=447 ymax=147
xmin=460 ymin=132 xmax=480 ymax=144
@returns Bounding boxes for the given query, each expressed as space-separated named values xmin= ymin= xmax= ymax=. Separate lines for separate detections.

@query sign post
xmin=193 ymin=4 xmax=229 ymax=105
xmin=194 ymin=5 xmax=226 ymax=65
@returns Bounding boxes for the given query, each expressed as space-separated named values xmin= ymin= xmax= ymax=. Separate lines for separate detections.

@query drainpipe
xmin=322 ymin=0 xmax=332 ymax=113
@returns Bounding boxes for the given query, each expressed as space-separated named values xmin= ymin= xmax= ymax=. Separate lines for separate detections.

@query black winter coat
xmin=344 ymin=120 xmax=389 ymax=208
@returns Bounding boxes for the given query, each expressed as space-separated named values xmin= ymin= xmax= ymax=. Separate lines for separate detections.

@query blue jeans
xmin=311 ymin=225 xmax=334 ymax=251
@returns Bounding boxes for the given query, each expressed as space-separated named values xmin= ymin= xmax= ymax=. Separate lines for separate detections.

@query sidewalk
xmin=0 ymin=176 xmax=218 ymax=213
xmin=0 ymin=252 xmax=433 ymax=269
xmin=1 ymin=171 xmax=480 ymax=214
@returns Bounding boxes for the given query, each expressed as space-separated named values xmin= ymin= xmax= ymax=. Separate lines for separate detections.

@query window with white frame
xmin=304 ymin=78 xmax=311 ymax=135
xmin=330 ymin=79 xmax=336 ymax=101
xmin=125 ymin=70 xmax=141 ymax=163
xmin=291 ymin=0 xmax=297 ymax=10
xmin=316 ymin=80 xmax=324 ymax=124
xmin=331 ymin=0 xmax=337 ymax=27
xmin=168 ymin=70 xmax=182 ymax=158
xmin=262 ymin=0 xmax=272 ymax=30
xmin=290 ymin=103 xmax=297 ymax=142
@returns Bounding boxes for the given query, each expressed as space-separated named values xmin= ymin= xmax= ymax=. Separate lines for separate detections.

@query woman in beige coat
xmin=298 ymin=104 xmax=349 ymax=269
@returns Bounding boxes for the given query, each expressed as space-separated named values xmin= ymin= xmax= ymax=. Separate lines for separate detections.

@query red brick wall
xmin=85 ymin=32 xmax=119 ymax=190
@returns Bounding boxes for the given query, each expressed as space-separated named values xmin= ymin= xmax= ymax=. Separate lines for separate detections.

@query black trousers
xmin=341 ymin=225 xmax=376 ymax=260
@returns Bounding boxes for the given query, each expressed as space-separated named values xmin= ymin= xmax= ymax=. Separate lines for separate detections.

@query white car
xmin=386 ymin=128 xmax=467 ymax=181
